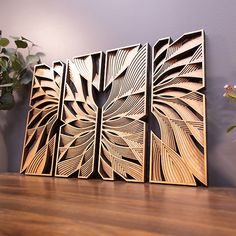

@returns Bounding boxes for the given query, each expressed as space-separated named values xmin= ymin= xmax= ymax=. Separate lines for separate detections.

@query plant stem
xmin=0 ymin=83 xmax=14 ymax=88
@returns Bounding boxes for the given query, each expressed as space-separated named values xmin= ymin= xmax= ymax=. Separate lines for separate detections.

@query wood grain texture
xmin=20 ymin=62 xmax=65 ymax=176
xmin=150 ymin=30 xmax=207 ymax=186
xmin=99 ymin=44 xmax=148 ymax=182
xmin=55 ymin=53 xmax=104 ymax=178
xmin=0 ymin=173 xmax=236 ymax=236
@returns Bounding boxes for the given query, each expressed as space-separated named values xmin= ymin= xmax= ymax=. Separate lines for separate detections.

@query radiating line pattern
xmin=150 ymin=30 xmax=207 ymax=186
xmin=20 ymin=62 xmax=64 ymax=176
xmin=99 ymin=44 xmax=148 ymax=182
xmin=55 ymin=53 xmax=103 ymax=178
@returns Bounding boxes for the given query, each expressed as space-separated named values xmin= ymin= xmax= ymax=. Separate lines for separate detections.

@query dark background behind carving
xmin=1 ymin=0 xmax=236 ymax=186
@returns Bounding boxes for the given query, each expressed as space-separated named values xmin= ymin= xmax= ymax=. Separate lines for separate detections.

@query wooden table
xmin=0 ymin=173 xmax=236 ymax=235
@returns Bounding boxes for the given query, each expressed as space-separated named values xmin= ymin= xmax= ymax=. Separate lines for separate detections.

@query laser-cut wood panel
xmin=55 ymin=53 xmax=103 ymax=178
xmin=98 ymin=44 xmax=148 ymax=182
xmin=20 ymin=61 xmax=65 ymax=176
xmin=150 ymin=30 xmax=207 ymax=186
xmin=20 ymin=30 xmax=208 ymax=185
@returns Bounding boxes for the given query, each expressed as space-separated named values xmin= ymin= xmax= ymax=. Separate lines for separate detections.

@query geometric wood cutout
xmin=98 ymin=44 xmax=149 ymax=182
xmin=20 ymin=30 xmax=208 ymax=186
xmin=150 ymin=30 xmax=208 ymax=186
xmin=20 ymin=61 xmax=65 ymax=176
xmin=55 ymin=52 xmax=104 ymax=178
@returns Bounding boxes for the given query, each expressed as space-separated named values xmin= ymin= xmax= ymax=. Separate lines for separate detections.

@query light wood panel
xmin=55 ymin=53 xmax=104 ymax=178
xmin=150 ymin=30 xmax=207 ymax=186
xmin=98 ymin=44 xmax=149 ymax=182
xmin=20 ymin=62 xmax=65 ymax=176
xmin=20 ymin=30 xmax=208 ymax=185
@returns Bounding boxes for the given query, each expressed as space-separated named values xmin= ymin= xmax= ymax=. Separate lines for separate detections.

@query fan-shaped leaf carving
xmin=55 ymin=53 xmax=103 ymax=178
xmin=99 ymin=44 xmax=148 ymax=182
xmin=150 ymin=30 xmax=207 ymax=186
xmin=20 ymin=61 xmax=64 ymax=176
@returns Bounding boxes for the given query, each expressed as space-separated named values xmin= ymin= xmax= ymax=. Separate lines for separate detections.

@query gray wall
xmin=1 ymin=0 xmax=236 ymax=186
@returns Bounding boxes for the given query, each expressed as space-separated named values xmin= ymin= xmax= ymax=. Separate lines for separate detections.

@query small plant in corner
xmin=0 ymin=32 xmax=44 ymax=110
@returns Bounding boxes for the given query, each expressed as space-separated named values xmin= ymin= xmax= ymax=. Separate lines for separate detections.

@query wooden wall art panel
xmin=55 ymin=53 xmax=104 ymax=178
xmin=20 ymin=61 xmax=65 ymax=176
xmin=20 ymin=30 xmax=207 ymax=186
xmin=98 ymin=44 xmax=148 ymax=182
xmin=150 ymin=30 xmax=207 ymax=186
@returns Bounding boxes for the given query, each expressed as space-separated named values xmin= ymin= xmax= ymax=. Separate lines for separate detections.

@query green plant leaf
xmin=0 ymin=57 xmax=9 ymax=71
xmin=26 ymin=54 xmax=40 ymax=65
xmin=1 ymin=71 xmax=10 ymax=82
xmin=0 ymin=38 xmax=10 ymax=47
xmin=1 ymin=47 xmax=16 ymax=56
xmin=20 ymin=69 xmax=33 ymax=85
xmin=17 ymin=51 xmax=26 ymax=66
xmin=0 ymin=92 xmax=15 ymax=110
xmin=0 ymin=34 xmax=43 ymax=110
xmin=0 ymin=55 xmax=9 ymax=61
xmin=227 ymin=125 xmax=236 ymax=133
xmin=15 ymin=40 xmax=28 ymax=48
xmin=12 ymin=58 xmax=23 ymax=71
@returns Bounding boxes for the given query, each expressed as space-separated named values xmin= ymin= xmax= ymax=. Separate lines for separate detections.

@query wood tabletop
xmin=0 ymin=173 xmax=236 ymax=236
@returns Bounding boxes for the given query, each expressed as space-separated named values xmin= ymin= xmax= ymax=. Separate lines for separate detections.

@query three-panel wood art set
xmin=20 ymin=30 xmax=207 ymax=186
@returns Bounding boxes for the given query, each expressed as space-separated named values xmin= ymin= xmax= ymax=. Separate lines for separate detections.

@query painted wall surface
xmin=0 ymin=0 xmax=236 ymax=186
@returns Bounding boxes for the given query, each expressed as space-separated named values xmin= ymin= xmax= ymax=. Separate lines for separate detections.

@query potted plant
xmin=0 ymin=31 xmax=44 ymax=110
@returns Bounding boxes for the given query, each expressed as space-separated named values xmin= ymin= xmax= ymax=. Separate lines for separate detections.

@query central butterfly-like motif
xmin=21 ymin=30 xmax=207 ymax=186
